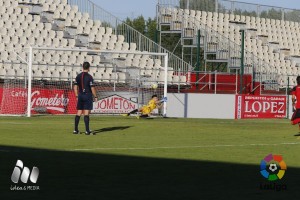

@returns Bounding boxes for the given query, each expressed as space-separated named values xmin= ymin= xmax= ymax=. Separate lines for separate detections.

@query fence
xmin=158 ymin=0 xmax=300 ymax=22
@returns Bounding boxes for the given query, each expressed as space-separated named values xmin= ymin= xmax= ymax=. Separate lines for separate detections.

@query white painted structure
xmin=167 ymin=93 xmax=291 ymax=119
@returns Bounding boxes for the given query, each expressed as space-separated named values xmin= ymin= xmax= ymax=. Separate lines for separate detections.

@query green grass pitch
xmin=0 ymin=116 xmax=299 ymax=199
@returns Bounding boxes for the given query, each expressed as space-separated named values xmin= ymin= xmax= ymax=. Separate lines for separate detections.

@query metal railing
xmin=158 ymin=0 xmax=300 ymax=22
xmin=168 ymin=70 xmax=248 ymax=94
xmin=260 ymin=74 xmax=298 ymax=95
xmin=67 ymin=0 xmax=192 ymax=74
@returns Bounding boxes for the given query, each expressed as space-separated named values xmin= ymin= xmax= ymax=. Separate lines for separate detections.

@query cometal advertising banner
xmin=0 ymin=87 xmax=138 ymax=115
xmin=235 ymin=95 xmax=287 ymax=119
xmin=0 ymin=87 xmax=77 ymax=115
xmin=92 ymin=94 xmax=138 ymax=114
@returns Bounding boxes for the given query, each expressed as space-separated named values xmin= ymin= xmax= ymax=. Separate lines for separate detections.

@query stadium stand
xmin=0 ymin=0 xmax=190 ymax=85
xmin=157 ymin=0 xmax=300 ymax=92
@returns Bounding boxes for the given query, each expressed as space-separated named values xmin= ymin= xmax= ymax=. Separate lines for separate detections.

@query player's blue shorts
xmin=77 ymin=93 xmax=93 ymax=110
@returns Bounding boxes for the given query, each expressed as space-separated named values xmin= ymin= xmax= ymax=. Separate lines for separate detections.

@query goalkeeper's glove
xmin=159 ymin=97 xmax=168 ymax=103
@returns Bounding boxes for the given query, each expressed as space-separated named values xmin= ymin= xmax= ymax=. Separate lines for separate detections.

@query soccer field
xmin=0 ymin=116 xmax=299 ymax=199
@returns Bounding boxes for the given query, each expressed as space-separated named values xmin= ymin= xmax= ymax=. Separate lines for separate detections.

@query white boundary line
xmin=0 ymin=122 xmax=33 ymax=125
xmin=0 ymin=142 xmax=299 ymax=153
xmin=71 ymin=142 xmax=300 ymax=151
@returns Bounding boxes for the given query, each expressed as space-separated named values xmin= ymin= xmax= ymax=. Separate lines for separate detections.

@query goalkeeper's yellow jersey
xmin=141 ymin=99 xmax=157 ymax=114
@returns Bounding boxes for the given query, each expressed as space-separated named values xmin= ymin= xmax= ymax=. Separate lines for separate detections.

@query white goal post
xmin=0 ymin=47 xmax=169 ymax=117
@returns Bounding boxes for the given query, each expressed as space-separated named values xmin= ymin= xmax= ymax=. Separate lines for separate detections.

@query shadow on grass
xmin=0 ymin=145 xmax=299 ymax=200
xmin=92 ymin=126 xmax=132 ymax=134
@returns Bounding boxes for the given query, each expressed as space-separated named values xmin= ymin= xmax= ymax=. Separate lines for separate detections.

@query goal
xmin=0 ymin=47 xmax=169 ymax=117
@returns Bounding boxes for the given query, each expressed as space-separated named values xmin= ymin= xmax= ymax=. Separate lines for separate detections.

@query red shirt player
xmin=291 ymin=76 xmax=300 ymax=131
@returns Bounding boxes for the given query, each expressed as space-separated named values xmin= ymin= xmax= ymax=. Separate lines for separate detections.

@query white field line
xmin=0 ymin=122 xmax=33 ymax=125
xmin=0 ymin=142 xmax=299 ymax=153
xmin=71 ymin=142 xmax=300 ymax=151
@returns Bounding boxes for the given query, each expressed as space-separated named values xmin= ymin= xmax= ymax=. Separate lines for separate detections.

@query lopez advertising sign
xmin=235 ymin=95 xmax=287 ymax=119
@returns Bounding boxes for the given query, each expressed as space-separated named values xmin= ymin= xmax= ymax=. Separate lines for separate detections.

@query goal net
xmin=0 ymin=47 xmax=169 ymax=117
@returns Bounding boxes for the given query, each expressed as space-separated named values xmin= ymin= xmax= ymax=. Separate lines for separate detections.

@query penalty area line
xmin=0 ymin=122 xmax=33 ymax=125
xmin=70 ymin=142 xmax=300 ymax=151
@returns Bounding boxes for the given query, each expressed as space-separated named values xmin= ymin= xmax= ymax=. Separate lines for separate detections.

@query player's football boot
xmin=85 ymin=130 xmax=96 ymax=135
xmin=85 ymin=131 xmax=91 ymax=135
xmin=73 ymin=130 xmax=79 ymax=134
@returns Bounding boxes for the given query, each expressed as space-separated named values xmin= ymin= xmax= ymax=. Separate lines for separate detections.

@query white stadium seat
xmin=0 ymin=0 xmax=178 ymax=85
xmin=33 ymin=69 xmax=43 ymax=79
xmin=102 ymin=73 xmax=111 ymax=82
xmin=6 ymin=68 xmax=16 ymax=79
xmin=52 ymin=71 xmax=60 ymax=80
xmin=0 ymin=67 xmax=5 ymax=77
xmin=60 ymin=71 xmax=69 ymax=81
xmin=43 ymin=69 xmax=52 ymax=80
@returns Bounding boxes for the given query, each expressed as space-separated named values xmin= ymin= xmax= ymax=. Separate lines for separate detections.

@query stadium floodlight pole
xmin=27 ymin=46 xmax=33 ymax=117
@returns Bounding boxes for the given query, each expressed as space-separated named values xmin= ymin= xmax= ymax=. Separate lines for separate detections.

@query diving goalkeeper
xmin=124 ymin=95 xmax=163 ymax=118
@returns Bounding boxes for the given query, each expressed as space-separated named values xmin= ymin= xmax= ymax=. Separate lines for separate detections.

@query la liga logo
xmin=260 ymin=154 xmax=287 ymax=181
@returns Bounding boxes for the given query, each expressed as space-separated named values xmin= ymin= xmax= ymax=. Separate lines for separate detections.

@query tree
xmin=180 ymin=0 xmax=216 ymax=12
xmin=284 ymin=10 xmax=300 ymax=21
xmin=123 ymin=16 xmax=157 ymax=42
xmin=260 ymin=8 xmax=282 ymax=20
xmin=125 ymin=16 xmax=145 ymax=34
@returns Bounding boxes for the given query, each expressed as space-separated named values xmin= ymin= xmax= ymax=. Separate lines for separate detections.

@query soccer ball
xmin=151 ymin=83 xmax=158 ymax=89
